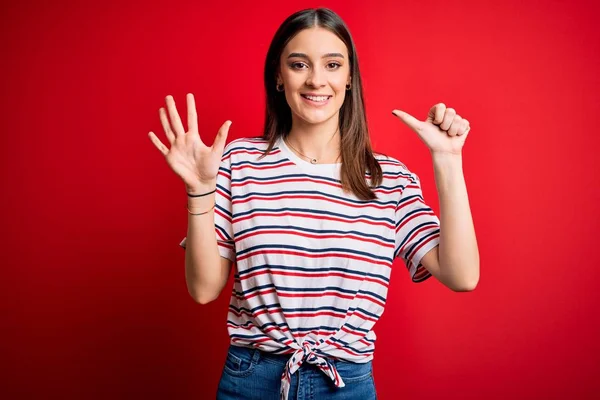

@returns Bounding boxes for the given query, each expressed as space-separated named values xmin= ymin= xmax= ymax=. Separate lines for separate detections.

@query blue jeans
xmin=216 ymin=344 xmax=377 ymax=399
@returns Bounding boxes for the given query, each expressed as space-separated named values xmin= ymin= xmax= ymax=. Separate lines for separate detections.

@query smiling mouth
xmin=301 ymin=94 xmax=332 ymax=103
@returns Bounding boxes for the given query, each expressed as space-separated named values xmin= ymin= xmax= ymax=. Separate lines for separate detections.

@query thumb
xmin=212 ymin=120 xmax=232 ymax=155
xmin=392 ymin=109 xmax=422 ymax=132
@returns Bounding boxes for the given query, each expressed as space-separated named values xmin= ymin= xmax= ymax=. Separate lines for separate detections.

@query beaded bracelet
xmin=187 ymin=188 xmax=216 ymax=197
xmin=187 ymin=203 xmax=215 ymax=216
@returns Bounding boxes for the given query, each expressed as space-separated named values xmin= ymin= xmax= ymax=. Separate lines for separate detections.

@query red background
xmin=2 ymin=0 xmax=599 ymax=398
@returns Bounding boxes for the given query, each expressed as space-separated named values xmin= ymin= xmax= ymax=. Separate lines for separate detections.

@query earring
xmin=276 ymin=83 xmax=284 ymax=92
xmin=346 ymin=83 xmax=351 ymax=90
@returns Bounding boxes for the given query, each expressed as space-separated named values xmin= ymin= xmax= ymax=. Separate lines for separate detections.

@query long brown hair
xmin=259 ymin=8 xmax=383 ymax=201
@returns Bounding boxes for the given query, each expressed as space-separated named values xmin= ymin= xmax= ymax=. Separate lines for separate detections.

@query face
xmin=278 ymin=27 xmax=351 ymax=126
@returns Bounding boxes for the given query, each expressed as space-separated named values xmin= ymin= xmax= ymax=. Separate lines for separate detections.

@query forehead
xmin=283 ymin=27 xmax=348 ymax=58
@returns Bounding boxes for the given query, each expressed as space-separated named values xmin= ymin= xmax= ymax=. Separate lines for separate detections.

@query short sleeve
xmin=179 ymin=143 xmax=236 ymax=262
xmin=394 ymin=171 xmax=440 ymax=283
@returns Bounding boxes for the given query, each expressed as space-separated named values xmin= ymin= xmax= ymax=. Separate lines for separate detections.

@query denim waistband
xmin=227 ymin=343 xmax=369 ymax=367
xmin=228 ymin=343 xmax=369 ymax=400
xmin=228 ymin=343 xmax=291 ymax=366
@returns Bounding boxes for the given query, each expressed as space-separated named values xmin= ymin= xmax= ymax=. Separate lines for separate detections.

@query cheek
xmin=331 ymin=74 xmax=349 ymax=94
xmin=333 ymin=80 xmax=348 ymax=101
xmin=281 ymin=70 xmax=303 ymax=89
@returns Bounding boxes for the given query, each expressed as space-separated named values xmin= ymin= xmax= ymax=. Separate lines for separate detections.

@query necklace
xmin=283 ymin=132 xmax=341 ymax=165
xmin=284 ymin=137 xmax=318 ymax=164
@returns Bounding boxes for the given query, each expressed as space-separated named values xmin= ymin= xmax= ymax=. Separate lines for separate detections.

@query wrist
xmin=187 ymin=202 xmax=215 ymax=216
xmin=186 ymin=179 xmax=216 ymax=195
xmin=431 ymin=151 xmax=463 ymax=168
xmin=187 ymin=195 xmax=215 ymax=213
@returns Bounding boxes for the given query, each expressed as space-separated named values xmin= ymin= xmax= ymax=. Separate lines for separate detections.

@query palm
xmin=148 ymin=94 xmax=231 ymax=188
xmin=165 ymin=132 xmax=221 ymax=184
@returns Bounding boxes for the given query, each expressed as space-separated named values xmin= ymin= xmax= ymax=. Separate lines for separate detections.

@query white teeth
xmin=304 ymin=95 xmax=329 ymax=102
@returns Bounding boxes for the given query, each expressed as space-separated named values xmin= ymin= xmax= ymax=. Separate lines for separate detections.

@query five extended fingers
xmin=149 ymin=93 xmax=230 ymax=156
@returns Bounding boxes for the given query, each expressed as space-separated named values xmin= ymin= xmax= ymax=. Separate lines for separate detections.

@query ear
xmin=347 ymin=75 xmax=352 ymax=85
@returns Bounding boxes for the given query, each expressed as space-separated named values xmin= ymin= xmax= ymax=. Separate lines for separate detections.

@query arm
xmin=184 ymin=180 xmax=233 ymax=304
xmin=148 ymin=94 xmax=234 ymax=304
xmin=420 ymin=153 xmax=479 ymax=291
xmin=392 ymin=103 xmax=479 ymax=291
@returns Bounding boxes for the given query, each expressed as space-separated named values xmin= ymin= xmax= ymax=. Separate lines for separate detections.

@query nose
xmin=306 ymin=67 xmax=326 ymax=88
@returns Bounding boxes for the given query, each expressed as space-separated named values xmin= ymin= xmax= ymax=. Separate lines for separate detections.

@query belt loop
xmin=251 ymin=347 xmax=261 ymax=364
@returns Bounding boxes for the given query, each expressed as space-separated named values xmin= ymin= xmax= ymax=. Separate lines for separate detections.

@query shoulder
xmin=373 ymin=152 xmax=418 ymax=185
xmin=373 ymin=151 xmax=407 ymax=170
xmin=222 ymin=136 xmax=271 ymax=158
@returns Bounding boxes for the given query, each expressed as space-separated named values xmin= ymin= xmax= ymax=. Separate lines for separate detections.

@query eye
xmin=290 ymin=62 xmax=308 ymax=70
xmin=326 ymin=62 xmax=342 ymax=69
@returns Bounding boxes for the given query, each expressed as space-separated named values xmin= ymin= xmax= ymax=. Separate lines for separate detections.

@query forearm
xmin=432 ymin=153 xmax=480 ymax=290
xmin=184 ymin=180 xmax=229 ymax=303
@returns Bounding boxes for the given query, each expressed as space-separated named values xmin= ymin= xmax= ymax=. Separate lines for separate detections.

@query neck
xmin=286 ymin=113 xmax=341 ymax=163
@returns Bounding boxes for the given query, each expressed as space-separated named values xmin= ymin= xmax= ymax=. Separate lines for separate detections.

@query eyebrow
xmin=287 ymin=52 xmax=345 ymax=59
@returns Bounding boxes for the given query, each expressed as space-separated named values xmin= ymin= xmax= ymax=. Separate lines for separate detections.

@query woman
xmin=148 ymin=7 xmax=479 ymax=400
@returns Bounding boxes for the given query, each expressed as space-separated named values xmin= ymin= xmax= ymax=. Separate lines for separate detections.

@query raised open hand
xmin=148 ymin=94 xmax=231 ymax=192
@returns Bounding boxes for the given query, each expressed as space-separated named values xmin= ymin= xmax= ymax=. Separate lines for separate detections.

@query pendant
xmin=310 ymin=159 xmax=317 ymax=164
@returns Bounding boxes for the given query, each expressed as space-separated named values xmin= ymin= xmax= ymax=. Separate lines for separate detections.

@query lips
xmin=301 ymin=94 xmax=332 ymax=100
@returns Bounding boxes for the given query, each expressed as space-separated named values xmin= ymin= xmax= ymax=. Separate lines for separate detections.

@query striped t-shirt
xmin=180 ymin=136 xmax=440 ymax=399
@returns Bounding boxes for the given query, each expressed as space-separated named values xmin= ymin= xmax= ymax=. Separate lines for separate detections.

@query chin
xmin=298 ymin=114 xmax=336 ymax=126
xmin=294 ymin=106 xmax=339 ymax=125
